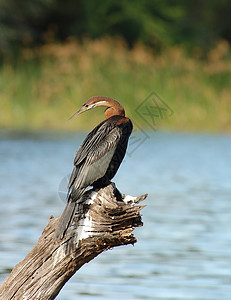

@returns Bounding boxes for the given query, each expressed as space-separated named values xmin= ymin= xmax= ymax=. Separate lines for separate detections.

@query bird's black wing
xmin=73 ymin=119 xmax=113 ymax=165
xmin=67 ymin=120 xmax=122 ymax=200
xmin=55 ymin=118 xmax=131 ymax=240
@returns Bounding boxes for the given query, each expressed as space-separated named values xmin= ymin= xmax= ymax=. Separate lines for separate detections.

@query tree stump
xmin=0 ymin=183 xmax=147 ymax=300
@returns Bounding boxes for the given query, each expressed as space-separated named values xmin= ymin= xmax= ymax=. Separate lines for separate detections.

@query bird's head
xmin=69 ymin=96 xmax=125 ymax=120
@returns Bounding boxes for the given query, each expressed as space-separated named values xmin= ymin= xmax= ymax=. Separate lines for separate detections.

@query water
xmin=0 ymin=130 xmax=231 ymax=299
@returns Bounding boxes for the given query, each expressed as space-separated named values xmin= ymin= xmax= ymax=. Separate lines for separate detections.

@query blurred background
xmin=0 ymin=0 xmax=231 ymax=131
xmin=1 ymin=1 xmax=231 ymax=299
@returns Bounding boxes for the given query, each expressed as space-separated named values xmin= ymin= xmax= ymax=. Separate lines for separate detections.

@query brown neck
xmin=103 ymin=98 xmax=125 ymax=119
xmin=86 ymin=96 xmax=125 ymax=119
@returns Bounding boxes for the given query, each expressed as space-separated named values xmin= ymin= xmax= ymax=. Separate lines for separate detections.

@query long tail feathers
xmin=55 ymin=188 xmax=87 ymax=240
xmin=55 ymin=201 xmax=77 ymax=240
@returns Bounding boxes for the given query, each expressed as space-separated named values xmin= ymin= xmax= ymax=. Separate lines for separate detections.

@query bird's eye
xmin=85 ymin=104 xmax=88 ymax=108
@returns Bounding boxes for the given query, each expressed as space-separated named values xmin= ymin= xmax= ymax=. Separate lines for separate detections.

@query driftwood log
xmin=0 ymin=183 xmax=147 ymax=300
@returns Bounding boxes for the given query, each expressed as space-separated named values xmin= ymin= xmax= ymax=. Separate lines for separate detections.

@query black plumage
xmin=55 ymin=97 xmax=132 ymax=239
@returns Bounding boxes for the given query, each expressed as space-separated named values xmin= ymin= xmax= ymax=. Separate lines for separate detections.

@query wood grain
xmin=0 ymin=183 xmax=147 ymax=299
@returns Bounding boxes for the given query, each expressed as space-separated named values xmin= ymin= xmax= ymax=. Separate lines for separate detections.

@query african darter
xmin=56 ymin=96 xmax=133 ymax=239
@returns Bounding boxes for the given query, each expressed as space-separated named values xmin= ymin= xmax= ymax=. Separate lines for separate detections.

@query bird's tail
xmin=55 ymin=188 xmax=87 ymax=240
xmin=55 ymin=200 xmax=77 ymax=240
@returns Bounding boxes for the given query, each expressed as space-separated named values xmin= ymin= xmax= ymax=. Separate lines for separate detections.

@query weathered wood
xmin=0 ymin=183 xmax=147 ymax=300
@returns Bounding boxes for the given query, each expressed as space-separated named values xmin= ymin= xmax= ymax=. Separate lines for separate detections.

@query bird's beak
xmin=68 ymin=106 xmax=88 ymax=121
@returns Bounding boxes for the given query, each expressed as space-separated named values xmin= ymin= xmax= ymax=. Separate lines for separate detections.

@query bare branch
xmin=0 ymin=183 xmax=147 ymax=300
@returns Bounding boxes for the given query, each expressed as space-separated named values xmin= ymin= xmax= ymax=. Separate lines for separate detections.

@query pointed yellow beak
xmin=68 ymin=106 xmax=87 ymax=121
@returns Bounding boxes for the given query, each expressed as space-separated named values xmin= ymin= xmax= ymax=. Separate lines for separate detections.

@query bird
xmin=55 ymin=96 xmax=133 ymax=239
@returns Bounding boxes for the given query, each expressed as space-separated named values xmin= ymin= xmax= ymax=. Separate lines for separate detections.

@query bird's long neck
xmin=104 ymin=99 xmax=125 ymax=119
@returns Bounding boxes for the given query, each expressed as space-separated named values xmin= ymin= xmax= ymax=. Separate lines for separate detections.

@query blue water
xmin=0 ymin=130 xmax=231 ymax=299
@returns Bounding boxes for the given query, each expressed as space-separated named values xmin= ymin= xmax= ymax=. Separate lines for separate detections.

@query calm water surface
xmin=0 ymin=130 xmax=231 ymax=300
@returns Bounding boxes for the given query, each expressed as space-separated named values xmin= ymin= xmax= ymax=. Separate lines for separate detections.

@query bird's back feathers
xmin=55 ymin=115 xmax=132 ymax=239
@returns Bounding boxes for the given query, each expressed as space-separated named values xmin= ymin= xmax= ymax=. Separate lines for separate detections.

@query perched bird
xmin=55 ymin=96 xmax=133 ymax=239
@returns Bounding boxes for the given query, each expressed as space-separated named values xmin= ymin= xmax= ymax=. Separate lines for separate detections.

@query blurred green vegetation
xmin=0 ymin=1 xmax=231 ymax=132
xmin=1 ymin=38 xmax=231 ymax=132
xmin=1 ymin=0 xmax=231 ymax=55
